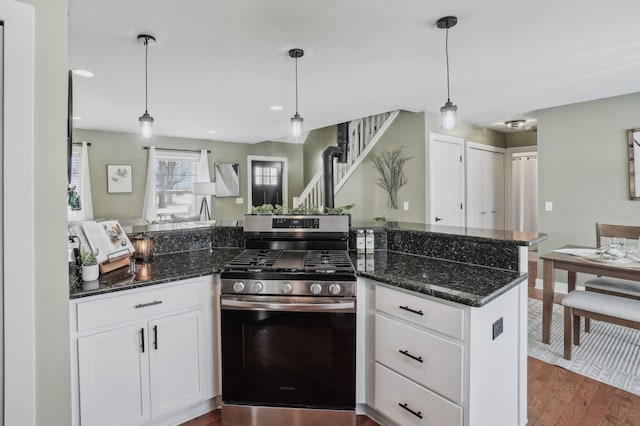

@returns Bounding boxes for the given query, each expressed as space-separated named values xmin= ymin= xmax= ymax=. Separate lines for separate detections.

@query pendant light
xmin=289 ymin=48 xmax=304 ymax=137
xmin=437 ymin=16 xmax=458 ymax=130
xmin=137 ymin=34 xmax=156 ymax=139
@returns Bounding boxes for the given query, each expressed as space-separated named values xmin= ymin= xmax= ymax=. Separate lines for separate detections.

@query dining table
xmin=539 ymin=244 xmax=640 ymax=344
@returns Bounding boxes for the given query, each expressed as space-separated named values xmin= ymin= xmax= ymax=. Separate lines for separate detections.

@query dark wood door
xmin=251 ymin=160 xmax=283 ymax=207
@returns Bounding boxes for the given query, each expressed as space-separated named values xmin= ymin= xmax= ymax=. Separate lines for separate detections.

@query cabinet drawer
xmin=376 ymin=314 xmax=463 ymax=404
xmin=376 ymin=285 xmax=463 ymax=340
xmin=76 ymin=279 xmax=205 ymax=332
xmin=375 ymin=363 xmax=462 ymax=426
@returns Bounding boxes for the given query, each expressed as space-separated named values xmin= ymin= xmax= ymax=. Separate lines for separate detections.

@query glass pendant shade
xmin=139 ymin=111 xmax=154 ymax=139
xmin=440 ymin=100 xmax=457 ymax=130
xmin=290 ymin=113 xmax=303 ymax=137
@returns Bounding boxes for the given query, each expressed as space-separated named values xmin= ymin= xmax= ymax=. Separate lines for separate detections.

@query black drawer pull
xmin=153 ymin=325 xmax=158 ymax=350
xmin=140 ymin=328 xmax=145 ymax=353
xmin=398 ymin=402 xmax=422 ymax=419
xmin=399 ymin=305 xmax=423 ymax=316
xmin=134 ymin=300 xmax=163 ymax=309
xmin=399 ymin=349 xmax=423 ymax=363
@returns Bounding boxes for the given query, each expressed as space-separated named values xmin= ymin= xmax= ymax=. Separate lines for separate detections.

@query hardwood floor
xmin=183 ymin=286 xmax=640 ymax=425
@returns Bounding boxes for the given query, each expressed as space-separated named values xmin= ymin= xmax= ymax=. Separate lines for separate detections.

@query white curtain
xmin=196 ymin=149 xmax=212 ymax=221
xmin=512 ymin=155 xmax=538 ymax=232
xmin=142 ymin=146 xmax=157 ymax=223
xmin=79 ymin=141 xmax=94 ymax=219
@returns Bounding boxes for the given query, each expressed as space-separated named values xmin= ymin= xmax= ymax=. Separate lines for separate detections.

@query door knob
xmin=435 ymin=217 xmax=443 ymax=222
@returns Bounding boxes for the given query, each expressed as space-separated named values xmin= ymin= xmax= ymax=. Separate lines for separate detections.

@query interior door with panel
xmin=428 ymin=133 xmax=465 ymax=226
xmin=466 ymin=143 xmax=505 ymax=230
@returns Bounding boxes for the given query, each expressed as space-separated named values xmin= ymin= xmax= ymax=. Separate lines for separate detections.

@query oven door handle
xmin=221 ymin=298 xmax=356 ymax=313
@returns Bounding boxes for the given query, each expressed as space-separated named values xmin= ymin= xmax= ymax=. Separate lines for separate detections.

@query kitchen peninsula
xmin=68 ymin=220 xmax=544 ymax=426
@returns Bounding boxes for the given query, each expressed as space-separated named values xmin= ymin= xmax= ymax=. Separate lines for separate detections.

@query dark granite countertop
xmin=69 ymin=248 xmax=242 ymax=299
xmin=350 ymin=251 xmax=527 ymax=307
xmin=70 ymin=247 xmax=527 ymax=307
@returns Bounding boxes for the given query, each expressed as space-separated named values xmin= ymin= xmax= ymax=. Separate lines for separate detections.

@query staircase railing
xmin=293 ymin=110 xmax=399 ymax=209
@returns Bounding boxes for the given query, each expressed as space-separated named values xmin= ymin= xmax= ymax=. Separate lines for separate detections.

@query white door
xmin=78 ymin=323 xmax=151 ymax=426
xmin=466 ymin=144 xmax=505 ymax=230
xmin=149 ymin=310 xmax=206 ymax=418
xmin=428 ymin=133 xmax=464 ymax=226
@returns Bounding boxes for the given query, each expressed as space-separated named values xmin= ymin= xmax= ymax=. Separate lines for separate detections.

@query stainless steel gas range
xmin=220 ymin=214 xmax=356 ymax=426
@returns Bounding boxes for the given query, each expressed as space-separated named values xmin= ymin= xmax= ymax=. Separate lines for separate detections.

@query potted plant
xmin=81 ymin=249 xmax=99 ymax=281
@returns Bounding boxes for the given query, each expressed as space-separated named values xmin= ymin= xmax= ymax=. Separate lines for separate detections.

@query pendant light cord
xmin=294 ymin=56 xmax=299 ymax=114
xmin=445 ymin=27 xmax=451 ymax=102
xmin=144 ymin=38 xmax=149 ymax=114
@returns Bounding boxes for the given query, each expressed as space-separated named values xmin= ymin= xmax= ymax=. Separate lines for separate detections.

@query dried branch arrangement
xmin=371 ymin=146 xmax=414 ymax=209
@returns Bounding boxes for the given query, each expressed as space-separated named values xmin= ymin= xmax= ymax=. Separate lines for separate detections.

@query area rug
xmin=527 ymin=298 xmax=640 ymax=396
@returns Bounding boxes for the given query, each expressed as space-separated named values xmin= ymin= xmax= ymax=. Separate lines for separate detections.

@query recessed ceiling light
xmin=72 ymin=116 xmax=82 ymax=120
xmin=208 ymin=130 xmax=217 ymax=134
xmin=72 ymin=69 xmax=94 ymax=78
xmin=269 ymin=105 xmax=283 ymax=111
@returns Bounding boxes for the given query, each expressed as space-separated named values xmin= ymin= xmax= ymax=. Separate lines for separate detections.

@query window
xmin=254 ymin=166 xmax=278 ymax=185
xmin=67 ymin=145 xmax=83 ymax=221
xmin=154 ymin=151 xmax=200 ymax=219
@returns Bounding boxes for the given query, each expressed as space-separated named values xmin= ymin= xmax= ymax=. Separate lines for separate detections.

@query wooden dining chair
xmin=583 ymin=223 xmax=640 ymax=331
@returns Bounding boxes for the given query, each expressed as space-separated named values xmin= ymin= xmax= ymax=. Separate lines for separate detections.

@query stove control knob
xmin=253 ymin=281 xmax=264 ymax=293
xmin=281 ymin=282 xmax=293 ymax=294
xmin=232 ymin=281 xmax=245 ymax=293
xmin=310 ymin=282 xmax=322 ymax=295
xmin=328 ymin=283 xmax=342 ymax=295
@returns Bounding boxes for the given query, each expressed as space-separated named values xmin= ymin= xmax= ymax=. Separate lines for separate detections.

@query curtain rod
xmin=72 ymin=142 xmax=92 ymax=146
xmin=143 ymin=146 xmax=211 ymax=153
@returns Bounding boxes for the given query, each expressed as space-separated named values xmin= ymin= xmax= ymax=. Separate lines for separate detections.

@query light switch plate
xmin=403 ymin=201 xmax=409 ymax=211
xmin=544 ymin=201 xmax=553 ymax=212
xmin=235 ymin=198 xmax=244 ymax=204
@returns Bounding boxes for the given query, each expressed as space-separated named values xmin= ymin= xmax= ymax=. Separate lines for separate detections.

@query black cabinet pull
xmin=399 ymin=349 xmax=423 ymax=363
xmin=153 ymin=325 xmax=158 ymax=350
xmin=140 ymin=328 xmax=145 ymax=353
xmin=398 ymin=402 xmax=422 ymax=419
xmin=399 ymin=305 xmax=423 ymax=316
xmin=134 ymin=300 xmax=163 ymax=309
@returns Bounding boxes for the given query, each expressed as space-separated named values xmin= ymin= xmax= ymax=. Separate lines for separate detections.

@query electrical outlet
xmin=492 ymin=317 xmax=503 ymax=340
xmin=235 ymin=198 xmax=244 ymax=204
xmin=544 ymin=201 xmax=553 ymax=212
xmin=403 ymin=201 xmax=409 ymax=211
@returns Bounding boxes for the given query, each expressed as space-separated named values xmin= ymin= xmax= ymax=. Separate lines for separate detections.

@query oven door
xmin=221 ymin=295 xmax=356 ymax=410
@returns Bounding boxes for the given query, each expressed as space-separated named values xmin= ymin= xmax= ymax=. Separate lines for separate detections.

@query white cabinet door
xmin=78 ymin=323 xmax=151 ymax=426
xmin=149 ymin=310 xmax=206 ymax=418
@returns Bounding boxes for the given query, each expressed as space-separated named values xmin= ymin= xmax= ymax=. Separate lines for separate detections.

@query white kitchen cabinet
xmin=78 ymin=323 xmax=151 ymax=426
xmin=368 ymin=279 xmax=526 ymax=426
xmin=70 ymin=276 xmax=216 ymax=426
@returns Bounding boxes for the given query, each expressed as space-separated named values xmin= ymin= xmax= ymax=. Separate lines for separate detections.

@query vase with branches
xmin=371 ymin=147 xmax=413 ymax=209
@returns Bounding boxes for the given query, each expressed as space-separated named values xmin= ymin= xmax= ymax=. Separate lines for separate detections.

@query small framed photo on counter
xmin=107 ymin=164 xmax=133 ymax=193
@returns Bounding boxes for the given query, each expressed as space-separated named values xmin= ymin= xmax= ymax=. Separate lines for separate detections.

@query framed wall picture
xmin=628 ymin=129 xmax=640 ymax=200
xmin=107 ymin=164 xmax=133 ymax=193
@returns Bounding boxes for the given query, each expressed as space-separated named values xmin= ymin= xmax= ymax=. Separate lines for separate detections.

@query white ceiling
xmin=69 ymin=0 xmax=640 ymax=144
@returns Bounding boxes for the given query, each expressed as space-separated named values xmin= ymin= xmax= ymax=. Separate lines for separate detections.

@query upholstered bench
xmin=583 ymin=278 xmax=640 ymax=332
xmin=561 ymin=290 xmax=640 ymax=360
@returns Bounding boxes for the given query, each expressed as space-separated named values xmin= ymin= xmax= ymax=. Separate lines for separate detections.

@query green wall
xmin=506 ymin=130 xmax=537 ymax=148
xmin=537 ymin=92 xmax=640 ymax=275
xmin=302 ymin=124 xmax=337 ymax=185
xmin=75 ymin=129 xmax=303 ymax=221
xmin=19 ymin=0 xmax=72 ymax=424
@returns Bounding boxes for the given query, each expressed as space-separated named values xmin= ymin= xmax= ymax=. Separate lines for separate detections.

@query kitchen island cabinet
xmin=358 ymin=272 xmax=526 ymax=425
xmin=70 ymin=275 xmax=217 ymax=426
